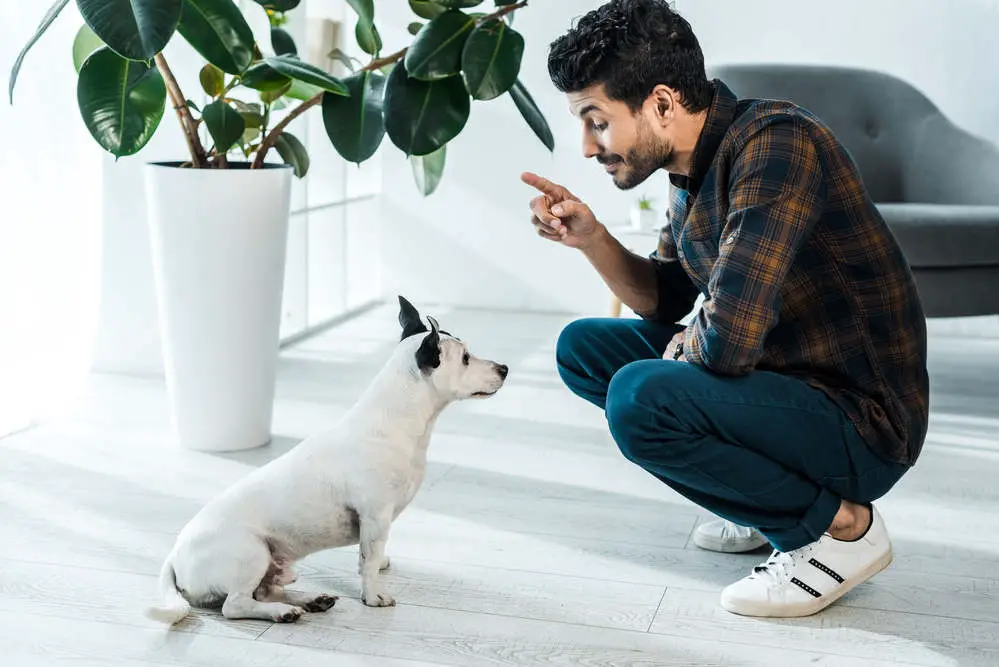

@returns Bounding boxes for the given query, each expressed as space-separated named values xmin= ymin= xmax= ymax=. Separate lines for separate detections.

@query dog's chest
xmin=394 ymin=460 xmax=427 ymax=513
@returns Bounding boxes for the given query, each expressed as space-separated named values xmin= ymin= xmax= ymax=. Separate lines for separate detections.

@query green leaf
xmin=240 ymin=110 xmax=265 ymax=128
xmin=251 ymin=0 xmax=301 ymax=10
xmin=383 ymin=62 xmax=470 ymax=156
xmin=73 ymin=23 xmax=105 ymax=73
xmin=267 ymin=54 xmax=349 ymax=95
xmin=177 ymin=0 xmax=255 ymax=74
xmin=260 ymin=81 xmax=292 ymax=104
xmin=494 ymin=0 xmax=519 ymax=5
xmin=411 ymin=144 xmax=446 ymax=195
xmin=77 ymin=0 xmax=182 ymax=61
xmin=461 ymin=18 xmax=522 ymax=100
xmin=346 ymin=0 xmax=381 ymax=55
xmin=404 ymin=10 xmax=476 ymax=81
xmin=438 ymin=0 xmax=484 ymax=6
xmin=322 ymin=71 xmax=386 ymax=164
xmin=243 ymin=126 xmax=261 ymax=143
xmin=229 ymin=99 xmax=262 ymax=114
xmin=408 ymin=22 xmax=424 ymax=36
xmin=202 ymin=100 xmax=246 ymax=153
xmin=354 ymin=21 xmax=382 ymax=56
xmin=274 ymin=132 xmax=310 ymax=178
xmin=271 ymin=27 xmax=297 ymax=55
xmin=186 ymin=99 xmax=201 ymax=112
xmin=327 ymin=48 xmax=357 ymax=72
xmin=509 ymin=79 xmax=554 ymax=151
xmin=199 ymin=63 xmax=225 ymax=97
xmin=284 ymin=78 xmax=323 ymax=101
xmin=410 ymin=0 xmax=447 ymax=19
xmin=240 ymin=62 xmax=291 ymax=91
xmin=10 ymin=0 xmax=71 ymax=104
xmin=76 ymin=47 xmax=166 ymax=157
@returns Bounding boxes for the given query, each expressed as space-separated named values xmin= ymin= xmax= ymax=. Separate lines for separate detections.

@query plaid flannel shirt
xmin=642 ymin=80 xmax=929 ymax=466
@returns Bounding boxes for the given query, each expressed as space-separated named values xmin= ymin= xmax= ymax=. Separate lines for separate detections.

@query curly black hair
xmin=547 ymin=0 xmax=713 ymax=113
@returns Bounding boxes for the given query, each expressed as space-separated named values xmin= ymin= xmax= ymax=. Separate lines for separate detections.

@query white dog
xmin=145 ymin=296 xmax=508 ymax=624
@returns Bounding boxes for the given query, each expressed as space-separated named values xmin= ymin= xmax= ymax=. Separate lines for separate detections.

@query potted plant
xmin=10 ymin=0 xmax=553 ymax=452
xmin=631 ymin=194 xmax=657 ymax=231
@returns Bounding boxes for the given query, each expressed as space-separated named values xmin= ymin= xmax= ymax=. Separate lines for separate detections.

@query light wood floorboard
xmin=2 ymin=304 xmax=997 ymax=666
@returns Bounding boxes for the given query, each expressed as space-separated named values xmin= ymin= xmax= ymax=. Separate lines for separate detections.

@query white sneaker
xmin=692 ymin=519 xmax=769 ymax=553
xmin=720 ymin=504 xmax=893 ymax=618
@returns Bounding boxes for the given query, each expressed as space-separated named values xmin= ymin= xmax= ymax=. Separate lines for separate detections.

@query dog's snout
xmin=496 ymin=364 xmax=509 ymax=379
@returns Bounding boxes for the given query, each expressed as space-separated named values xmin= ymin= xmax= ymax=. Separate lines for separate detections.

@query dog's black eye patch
xmin=462 ymin=352 xmax=470 ymax=365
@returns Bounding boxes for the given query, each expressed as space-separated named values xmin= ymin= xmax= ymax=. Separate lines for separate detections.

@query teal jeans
xmin=555 ymin=317 xmax=909 ymax=551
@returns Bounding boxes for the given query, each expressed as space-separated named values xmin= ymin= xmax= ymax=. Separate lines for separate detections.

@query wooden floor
xmin=3 ymin=304 xmax=998 ymax=666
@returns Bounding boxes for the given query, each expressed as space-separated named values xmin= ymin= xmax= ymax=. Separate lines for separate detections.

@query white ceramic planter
xmin=630 ymin=206 xmax=658 ymax=231
xmin=145 ymin=162 xmax=292 ymax=451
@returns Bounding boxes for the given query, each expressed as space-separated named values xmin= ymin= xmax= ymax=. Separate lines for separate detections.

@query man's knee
xmin=606 ymin=360 xmax=690 ymax=465
xmin=555 ymin=318 xmax=602 ymax=369
xmin=555 ymin=318 xmax=609 ymax=389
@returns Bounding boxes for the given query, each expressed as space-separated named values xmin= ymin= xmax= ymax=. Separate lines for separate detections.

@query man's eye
xmin=462 ymin=353 xmax=470 ymax=365
xmin=593 ymin=122 xmax=607 ymax=132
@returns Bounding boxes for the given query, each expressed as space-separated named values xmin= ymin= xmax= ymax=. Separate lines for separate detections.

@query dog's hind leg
xmin=359 ymin=508 xmax=396 ymax=607
xmin=256 ymin=585 xmax=339 ymax=613
xmin=203 ymin=534 xmax=305 ymax=623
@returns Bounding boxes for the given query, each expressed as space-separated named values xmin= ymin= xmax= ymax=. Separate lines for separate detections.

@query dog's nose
xmin=497 ymin=364 xmax=509 ymax=379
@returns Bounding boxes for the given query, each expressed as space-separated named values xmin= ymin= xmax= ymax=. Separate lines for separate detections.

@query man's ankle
xmin=828 ymin=501 xmax=872 ymax=541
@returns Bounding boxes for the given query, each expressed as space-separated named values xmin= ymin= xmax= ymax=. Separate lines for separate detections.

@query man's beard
xmin=598 ymin=127 xmax=672 ymax=190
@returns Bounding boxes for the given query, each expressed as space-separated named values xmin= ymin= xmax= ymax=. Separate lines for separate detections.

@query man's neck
xmin=669 ymin=109 xmax=709 ymax=177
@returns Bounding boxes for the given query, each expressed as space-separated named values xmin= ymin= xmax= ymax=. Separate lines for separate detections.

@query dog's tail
xmin=144 ymin=556 xmax=191 ymax=625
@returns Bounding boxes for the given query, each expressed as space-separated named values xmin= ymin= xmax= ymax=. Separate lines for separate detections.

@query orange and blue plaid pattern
xmin=644 ymin=81 xmax=929 ymax=466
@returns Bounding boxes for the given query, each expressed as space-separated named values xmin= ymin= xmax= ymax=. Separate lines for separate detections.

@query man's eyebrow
xmin=578 ymin=104 xmax=600 ymax=117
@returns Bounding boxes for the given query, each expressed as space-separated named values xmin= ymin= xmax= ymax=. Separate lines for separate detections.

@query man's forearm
xmin=580 ymin=224 xmax=659 ymax=315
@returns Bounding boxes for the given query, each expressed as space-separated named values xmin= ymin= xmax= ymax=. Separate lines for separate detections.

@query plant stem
xmin=154 ymin=53 xmax=208 ymax=168
xmin=251 ymin=1 xmax=528 ymax=169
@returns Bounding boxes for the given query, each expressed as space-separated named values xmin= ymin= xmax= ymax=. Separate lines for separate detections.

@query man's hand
xmin=664 ymin=330 xmax=687 ymax=362
xmin=522 ymin=172 xmax=602 ymax=250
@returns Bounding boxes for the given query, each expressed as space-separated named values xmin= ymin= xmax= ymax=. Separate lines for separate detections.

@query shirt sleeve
xmin=636 ymin=188 xmax=701 ymax=323
xmin=682 ymin=118 xmax=826 ymax=375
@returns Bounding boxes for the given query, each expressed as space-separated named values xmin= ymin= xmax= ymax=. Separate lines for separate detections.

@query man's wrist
xmin=578 ymin=222 xmax=611 ymax=255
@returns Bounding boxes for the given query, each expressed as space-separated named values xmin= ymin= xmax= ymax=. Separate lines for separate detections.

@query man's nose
xmin=581 ymin=129 xmax=600 ymax=159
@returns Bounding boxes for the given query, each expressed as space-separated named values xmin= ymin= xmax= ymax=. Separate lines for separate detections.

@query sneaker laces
xmin=750 ymin=544 xmax=817 ymax=586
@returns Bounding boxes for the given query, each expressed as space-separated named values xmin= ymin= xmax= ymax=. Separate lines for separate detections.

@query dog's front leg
xmin=359 ymin=508 xmax=395 ymax=607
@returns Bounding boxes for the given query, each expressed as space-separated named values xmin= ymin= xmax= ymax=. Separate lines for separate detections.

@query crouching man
xmin=523 ymin=0 xmax=929 ymax=617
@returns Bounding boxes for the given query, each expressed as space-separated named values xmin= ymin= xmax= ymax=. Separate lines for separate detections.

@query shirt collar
xmin=669 ymin=79 xmax=739 ymax=194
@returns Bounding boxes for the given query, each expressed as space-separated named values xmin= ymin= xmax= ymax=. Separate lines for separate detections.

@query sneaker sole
xmin=720 ymin=548 xmax=894 ymax=618
xmin=692 ymin=532 xmax=769 ymax=554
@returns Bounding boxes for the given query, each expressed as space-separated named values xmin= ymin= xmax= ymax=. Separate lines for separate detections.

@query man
xmin=523 ymin=0 xmax=929 ymax=618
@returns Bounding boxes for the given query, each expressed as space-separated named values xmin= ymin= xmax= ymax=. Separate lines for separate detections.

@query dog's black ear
xmin=415 ymin=315 xmax=441 ymax=374
xmin=398 ymin=295 xmax=427 ymax=340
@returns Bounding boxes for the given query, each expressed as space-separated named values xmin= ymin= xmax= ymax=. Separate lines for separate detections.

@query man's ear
xmin=649 ymin=84 xmax=675 ymax=124
xmin=398 ymin=295 xmax=428 ymax=340
xmin=415 ymin=315 xmax=441 ymax=374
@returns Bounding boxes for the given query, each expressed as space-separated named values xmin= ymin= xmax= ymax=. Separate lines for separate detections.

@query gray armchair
xmin=708 ymin=63 xmax=999 ymax=317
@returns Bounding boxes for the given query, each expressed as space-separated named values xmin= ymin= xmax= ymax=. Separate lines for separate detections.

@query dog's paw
xmin=274 ymin=606 xmax=305 ymax=623
xmin=362 ymin=590 xmax=396 ymax=607
xmin=303 ymin=594 xmax=339 ymax=613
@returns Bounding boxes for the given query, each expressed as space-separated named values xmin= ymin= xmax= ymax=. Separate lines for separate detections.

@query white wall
xmin=1 ymin=4 xmax=104 ymax=431
xmin=379 ymin=0 xmax=999 ymax=319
